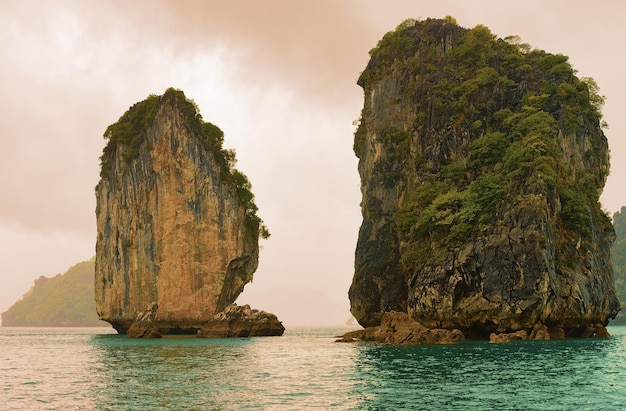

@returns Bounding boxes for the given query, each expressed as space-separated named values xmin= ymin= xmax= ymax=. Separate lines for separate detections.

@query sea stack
xmin=95 ymin=88 xmax=281 ymax=336
xmin=349 ymin=17 xmax=619 ymax=339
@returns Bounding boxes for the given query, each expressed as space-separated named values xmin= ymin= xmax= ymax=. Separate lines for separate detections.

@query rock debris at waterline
xmin=197 ymin=304 xmax=285 ymax=338
xmin=124 ymin=303 xmax=284 ymax=339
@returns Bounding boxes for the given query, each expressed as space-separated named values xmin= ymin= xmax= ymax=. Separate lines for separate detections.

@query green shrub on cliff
xmin=100 ymin=88 xmax=269 ymax=239
xmin=612 ymin=207 xmax=626 ymax=320
xmin=100 ymin=94 xmax=159 ymax=172
xmin=360 ymin=18 xmax=608 ymax=269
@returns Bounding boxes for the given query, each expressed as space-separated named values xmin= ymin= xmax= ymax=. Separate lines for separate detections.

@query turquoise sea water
xmin=2 ymin=326 xmax=626 ymax=410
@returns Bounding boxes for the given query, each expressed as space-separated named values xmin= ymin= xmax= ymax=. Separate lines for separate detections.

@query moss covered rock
xmin=349 ymin=18 xmax=619 ymax=337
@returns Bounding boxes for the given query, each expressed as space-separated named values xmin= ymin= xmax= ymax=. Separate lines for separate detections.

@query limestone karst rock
xmin=95 ymin=88 xmax=275 ymax=335
xmin=611 ymin=206 xmax=626 ymax=323
xmin=349 ymin=18 xmax=620 ymax=338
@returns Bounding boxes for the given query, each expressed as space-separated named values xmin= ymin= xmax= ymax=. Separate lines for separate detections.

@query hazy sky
xmin=1 ymin=1 xmax=625 ymax=326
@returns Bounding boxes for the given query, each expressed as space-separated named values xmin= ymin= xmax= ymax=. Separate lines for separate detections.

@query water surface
xmin=2 ymin=326 xmax=625 ymax=410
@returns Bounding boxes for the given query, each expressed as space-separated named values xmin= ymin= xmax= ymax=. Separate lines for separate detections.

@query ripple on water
xmin=1 ymin=326 xmax=626 ymax=409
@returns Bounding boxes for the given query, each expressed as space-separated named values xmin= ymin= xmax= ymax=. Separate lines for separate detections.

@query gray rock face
xmin=349 ymin=18 xmax=620 ymax=337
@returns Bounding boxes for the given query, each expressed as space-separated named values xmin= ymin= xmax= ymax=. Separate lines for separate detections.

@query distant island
xmin=1 ymin=258 xmax=108 ymax=327
xmin=612 ymin=207 xmax=626 ymax=324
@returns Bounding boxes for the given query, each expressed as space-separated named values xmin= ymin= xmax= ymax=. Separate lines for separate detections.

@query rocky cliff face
xmin=349 ymin=18 xmax=620 ymax=338
xmin=95 ymin=88 xmax=264 ymax=334
xmin=612 ymin=206 xmax=626 ymax=323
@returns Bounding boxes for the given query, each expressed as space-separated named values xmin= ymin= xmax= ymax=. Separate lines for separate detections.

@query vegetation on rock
xmin=96 ymin=87 xmax=270 ymax=334
xmin=357 ymin=17 xmax=609 ymax=271
xmin=1 ymin=259 xmax=106 ymax=327
xmin=100 ymin=88 xmax=269 ymax=239
xmin=350 ymin=17 xmax=618 ymax=334
xmin=613 ymin=207 xmax=626 ymax=322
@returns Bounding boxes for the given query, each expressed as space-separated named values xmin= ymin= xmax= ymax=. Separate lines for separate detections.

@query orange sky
xmin=1 ymin=0 xmax=625 ymax=325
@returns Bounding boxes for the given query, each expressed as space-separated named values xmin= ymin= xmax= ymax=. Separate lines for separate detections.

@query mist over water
xmin=2 ymin=326 xmax=626 ymax=410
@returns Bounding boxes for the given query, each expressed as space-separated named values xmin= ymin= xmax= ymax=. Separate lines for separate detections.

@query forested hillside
xmin=1 ymin=258 xmax=107 ymax=327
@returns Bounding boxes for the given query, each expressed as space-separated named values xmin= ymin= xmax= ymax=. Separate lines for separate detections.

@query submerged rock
xmin=197 ymin=304 xmax=285 ymax=338
xmin=349 ymin=18 xmax=619 ymax=339
xmin=95 ymin=88 xmax=269 ymax=335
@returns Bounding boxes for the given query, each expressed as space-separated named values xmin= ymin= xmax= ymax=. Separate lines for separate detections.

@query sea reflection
xmin=89 ymin=333 xmax=257 ymax=409
xmin=350 ymin=328 xmax=626 ymax=410
xmin=88 ymin=326 xmax=364 ymax=409
xmin=0 ymin=327 xmax=113 ymax=410
xmin=2 ymin=326 xmax=626 ymax=410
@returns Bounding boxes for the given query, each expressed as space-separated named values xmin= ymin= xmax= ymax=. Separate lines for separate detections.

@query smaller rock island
xmin=95 ymin=88 xmax=282 ymax=337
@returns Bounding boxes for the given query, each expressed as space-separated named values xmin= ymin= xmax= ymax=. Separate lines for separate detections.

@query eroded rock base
xmin=489 ymin=323 xmax=610 ymax=343
xmin=338 ymin=312 xmax=612 ymax=345
xmin=336 ymin=312 xmax=464 ymax=345
xmin=127 ymin=302 xmax=162 ymax=338
xmin=197 ymin=304 xmax=285 ymax=338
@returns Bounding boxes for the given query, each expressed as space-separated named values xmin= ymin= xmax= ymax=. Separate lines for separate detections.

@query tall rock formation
xmin=349 ymin=18 xmax=620 ymax=338
xmin=95 ymin=88 xmax=269 ymax=334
